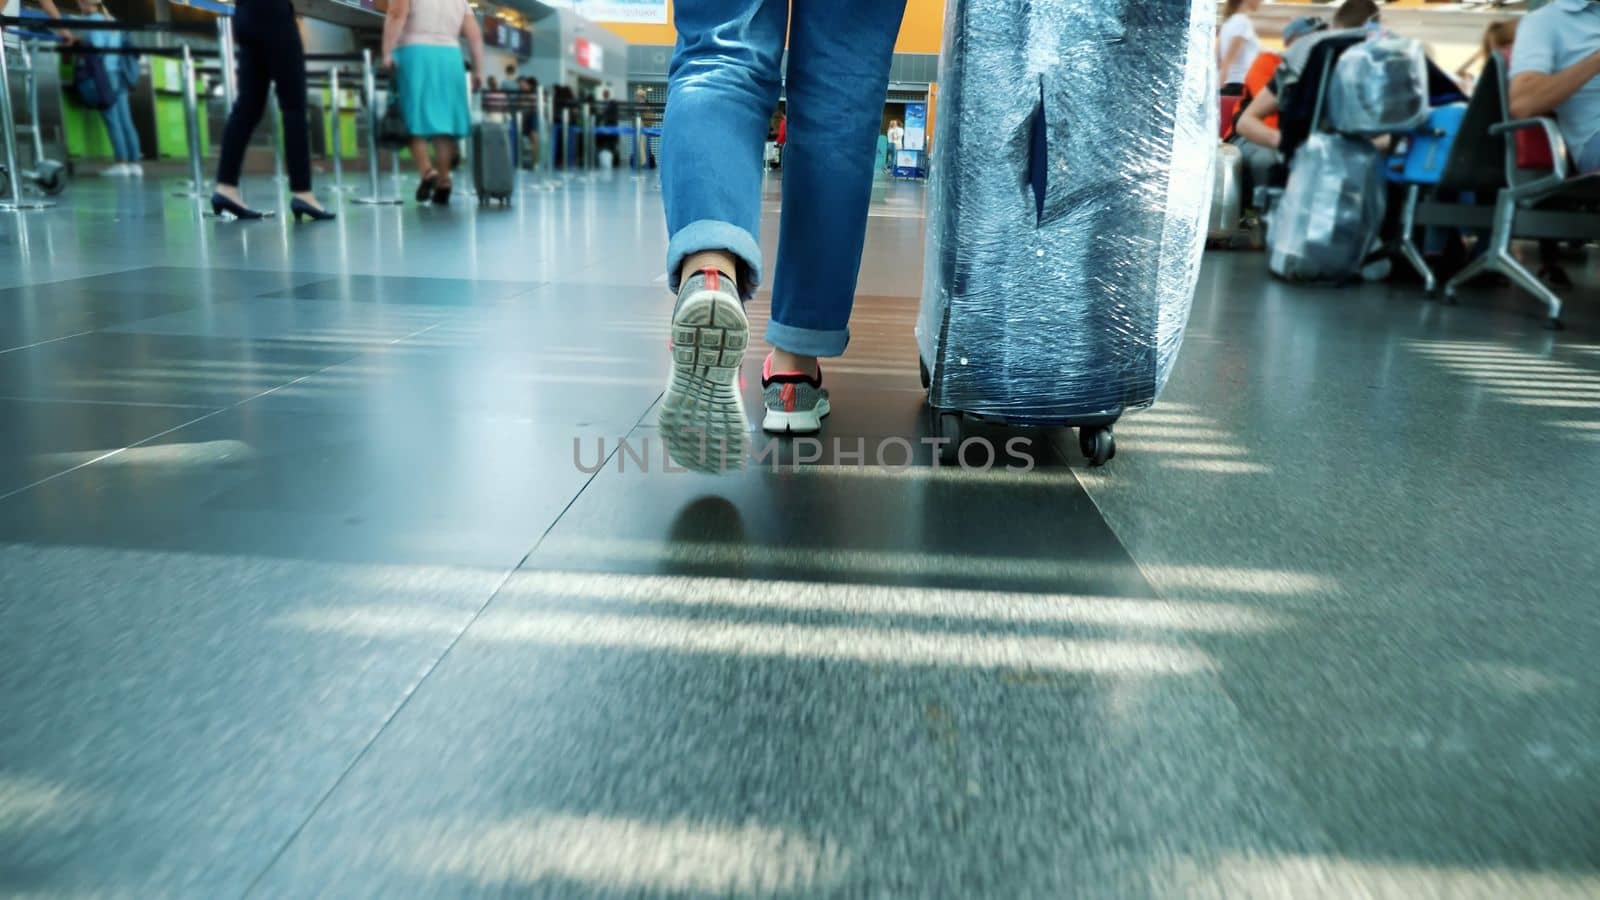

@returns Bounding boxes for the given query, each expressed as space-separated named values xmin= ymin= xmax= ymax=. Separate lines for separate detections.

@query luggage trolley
xmin=0 ymin=29 xmax=67 ymax=202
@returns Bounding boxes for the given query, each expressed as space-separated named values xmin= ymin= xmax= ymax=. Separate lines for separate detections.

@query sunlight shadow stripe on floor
xmin=0 ymin=773 xmax=98 ymax=833
xmin=489 ymin=571 xmax=1285 ymax=633
xmin=1158 ymin=459 xmax=1272 ymax=475
xmin=404 ymin=812 xmax=850 ymax=894
xmin=529 ymin=537 xmax=1332 ymax=596
xmin=280 ymin=607 xmax=1216 ymax=674
xmin=34 ymin=440 xmax=257 ymax=469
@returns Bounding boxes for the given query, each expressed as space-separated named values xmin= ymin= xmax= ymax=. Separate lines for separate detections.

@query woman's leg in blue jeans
xmin=767 ymin=0 xmax=907 ymax=359
xmin=102 ymin=94 xmax=141 ymax=162
xmin=661 ymin=0 xmax=789 ymax=296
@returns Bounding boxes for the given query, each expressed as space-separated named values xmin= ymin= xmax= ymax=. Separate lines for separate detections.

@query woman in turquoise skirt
xmin=382 ymin=0 xmax=483 ymax=204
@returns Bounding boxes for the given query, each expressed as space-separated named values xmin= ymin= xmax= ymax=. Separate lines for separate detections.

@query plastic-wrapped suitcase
xmin=473 ymin=122 xmax=514 ymax=206
xmin=1267 ymin=133 xmax=1386 ymax=282
xmin=1327 ymin=36 xmax=1430 ymax=136
xmin=1209 ymin=142 xmax=1245 ymax=246
xmin=916 ymin=0 xmax=1216 ymax=465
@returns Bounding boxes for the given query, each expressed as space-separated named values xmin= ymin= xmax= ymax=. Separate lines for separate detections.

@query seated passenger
xmin=1235 ymin=0 xmax=1379 ymax=153
xmin=1455 ymin=20 xmax=1518 ymax=98
xmin=1508 ymin=0 xmax=1600 ymax=173
xmin=1228 ymin=15 xmax=1325 ymax=204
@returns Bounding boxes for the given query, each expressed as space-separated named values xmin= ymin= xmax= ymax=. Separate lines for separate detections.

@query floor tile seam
xmin=235 ymin=402 xmax=647 ymax=900
xmin=0 ymin=321 xmax=445 ymax=506
xmin=1067 ymin=462 xmax=1338 ymax=850
xmin=0 ymin=330 xmax=95 ymax=356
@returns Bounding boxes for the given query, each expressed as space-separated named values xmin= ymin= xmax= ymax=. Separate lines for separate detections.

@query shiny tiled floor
xmin=2 ymin=172 xmax=1598 ymax=897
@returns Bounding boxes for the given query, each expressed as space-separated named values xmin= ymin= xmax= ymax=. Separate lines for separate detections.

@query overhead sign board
xmin=547 ymin=0 xmax=667 ymax=25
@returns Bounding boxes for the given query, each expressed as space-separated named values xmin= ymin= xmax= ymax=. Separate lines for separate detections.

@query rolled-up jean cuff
xmin=666 ymin=220 xmax=762 ymax=300
xmin=765 ymin=320 xmax=849 ymax=358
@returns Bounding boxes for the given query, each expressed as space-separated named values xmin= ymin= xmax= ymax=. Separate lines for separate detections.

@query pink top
xmin=400 ymin=0 xmax=468 ymax=47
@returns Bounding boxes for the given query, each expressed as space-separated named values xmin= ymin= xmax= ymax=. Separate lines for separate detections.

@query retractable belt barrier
xmin=0 ymin=14 xmax=216 ymax=33
xmin=0 ymin=14 xmax=221 ymax=208
xmin=351 ymin=48 xmax=401 ymax=206
xmin=2 ymin=12 xmax=371 ymax=210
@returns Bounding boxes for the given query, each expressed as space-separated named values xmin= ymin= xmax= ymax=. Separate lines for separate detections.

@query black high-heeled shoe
xmin=416 ymin=171 xmax=438 ymax=203
xmin=290 ymin=197 xmax=336 ymax=222
xmin=210 ymin=192 xmax=265 ymax=220
xmin=431 ymin=181 xmax=453 ymax=205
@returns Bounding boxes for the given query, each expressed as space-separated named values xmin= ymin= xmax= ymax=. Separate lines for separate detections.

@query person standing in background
xmin=1227 ymin=15 xmax=1323 ymax=204
xmin=520 ymin=76 xmax=541 ymax=167
xmin=71 ymin=0 xmax=143 ymax=176
xmin=886 ymin=117 xmax=904 ymax=171
xmin=382 ymin=0 xmax=484 ymax=204
xmin=211 ymin=0 xmax=333 ymax=221
xmin=1218 ymin=0 xmax=1264 ymax=94
xmin=1455 ymin=20 xmax=1518 ymax=96
xmin=598 ymin=87 xmax=621 ymax=166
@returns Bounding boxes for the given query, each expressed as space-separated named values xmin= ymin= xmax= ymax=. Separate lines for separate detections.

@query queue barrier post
xmin=582 ymin=102 xmax=595 ymax=173
xmin=539 ymin=88 xmax=552 ymax=180
xmin=633 ymin=114 xmax=643 ymax=175
xmin=172 ymin=43 xmax=208 ymax=199
xmin=217 ymin=16 xmax=237 ymax=108
xmin=328 ymin=67 xmax=353 ymax=192
xmin=560 ymin=107 xmax=572 ymax=173
xmin=269 ymin=85 xmax=287 ymax=183
xmin=353 ymin=48 xmax=401 ymax=206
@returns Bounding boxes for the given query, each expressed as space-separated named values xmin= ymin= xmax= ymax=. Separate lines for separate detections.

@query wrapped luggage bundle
xmin=1267 ymin=133 xmax=1386 ymax=282
xmin=1327 ymin=36 xmax=1430 ymax=135
xmin=916 ymin=0 xmax=1215 ymax=421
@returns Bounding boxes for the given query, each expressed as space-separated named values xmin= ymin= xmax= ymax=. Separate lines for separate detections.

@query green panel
xmin=153 ymin=95 xmax=209 ymax=159
xmin=58 ymin=60 xmax=115 ymax=160
xmin=63 ymin=102 xmax=117 ymax=160
xmin=320 ymin=87 xmax=361 ymax=160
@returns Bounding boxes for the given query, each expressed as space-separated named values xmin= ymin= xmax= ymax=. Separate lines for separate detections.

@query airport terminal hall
xmin=4 ymin=0 xmax=1600 ymax=895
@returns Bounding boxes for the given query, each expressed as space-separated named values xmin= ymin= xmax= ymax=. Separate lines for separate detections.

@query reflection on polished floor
xmin=2 ymin=174 xmax=1598 ymax=897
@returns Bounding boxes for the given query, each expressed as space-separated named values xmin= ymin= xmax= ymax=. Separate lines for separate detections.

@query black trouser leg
xmin=267 ymin=33 xmax=313 ymax=193
xmin=215 ymin=40 xmax=271 ymax=187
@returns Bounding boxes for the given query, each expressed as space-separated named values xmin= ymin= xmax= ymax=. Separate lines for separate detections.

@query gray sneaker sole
xmin=660 ymin=287 xmax=749 ymax=473
xmin=761 ymin=396 xmax=831 ymax=435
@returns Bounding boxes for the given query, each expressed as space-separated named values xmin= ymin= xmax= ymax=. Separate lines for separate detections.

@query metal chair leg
xmin=1443 ymin=252 xmax=1492 ymax=303
xmin=1494 ymin=250 xmax=1564 ymax=327
xmin=1396 ymin=185 xmax=1436 ymax=293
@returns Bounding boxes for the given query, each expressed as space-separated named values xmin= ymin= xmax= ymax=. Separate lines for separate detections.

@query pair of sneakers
xmin=100 ymin=163 xmax=144 ymax=177
xmin=660 ymin=268 xmax=830 ymax=471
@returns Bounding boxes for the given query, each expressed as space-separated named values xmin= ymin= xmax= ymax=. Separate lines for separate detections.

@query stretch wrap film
xmin=1267 ymin=133 xmax=1386 ymax=282
xmin=1327 ymin=35 xmax=1430 ymax=135
xmin=916 ymin=0 xmax=1216 ymax=422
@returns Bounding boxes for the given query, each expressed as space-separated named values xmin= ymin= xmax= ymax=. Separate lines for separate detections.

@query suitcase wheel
xmin=926 ymin=406 xmax=963 ymax=465
xmin=1078 ymin=426 xmax=1115 ymax=467
xmin=918 ymin=357 xmax=931 ymax=391
xmin=938 ymin=412 xmax=963 ymax=465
